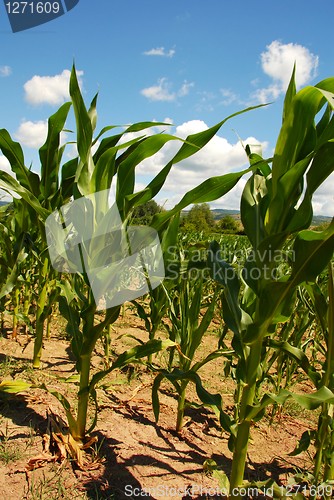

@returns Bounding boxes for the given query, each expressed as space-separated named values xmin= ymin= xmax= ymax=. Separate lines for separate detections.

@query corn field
xmin=0 ymin=64 xmax=333 ymax=499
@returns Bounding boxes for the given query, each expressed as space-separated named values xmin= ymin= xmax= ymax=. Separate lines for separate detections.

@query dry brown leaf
xmin=26 ymin=411 xmax=103 ymax=471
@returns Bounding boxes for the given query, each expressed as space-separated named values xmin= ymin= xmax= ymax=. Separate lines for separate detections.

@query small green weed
xmin=26 ymin=469 xmax=85 ymax=500
xmin=0 ymin=421 xmax=24 ymax=464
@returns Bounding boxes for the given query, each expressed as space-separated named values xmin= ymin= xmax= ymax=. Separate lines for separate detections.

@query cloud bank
xmin=24 ymin=69 xmax=83 ymax=106
xmin=253 ymin=41 xmax=319 ymax=103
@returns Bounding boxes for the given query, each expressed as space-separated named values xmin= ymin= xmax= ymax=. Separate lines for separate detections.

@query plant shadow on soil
xmin=0 ymin=319 xmax=316 ymax=500
xmin=0 ymin=388 xmax=298 ymax=500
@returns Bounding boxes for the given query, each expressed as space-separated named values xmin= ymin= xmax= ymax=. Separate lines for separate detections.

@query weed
xmin=25 ymin=468 xmax=86 ymax=500
xmin=0 ymin=421 xmax=24 ymax=463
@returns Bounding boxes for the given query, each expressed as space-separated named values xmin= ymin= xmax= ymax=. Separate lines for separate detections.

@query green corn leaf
xmin=284 ymin=141 xmax=334 ymax=233
xmin=60 ymin=157 xmax=78 ymax=200
xmin=0 ymin=129 xmax=40 ymax=198
xmin=266 ymin=339 xmax=321 ymax=386
xmin=0 ymin=246 xmax=28 ymax=299
xmin=38 ymin=383 xmax=78 ymax=437
xmin=116 ymin=133 xmax=183 ymax=207
xmin=283 ymin=63 xmax=296 ymax=123
xmin=172 ymin=104 xmax=269 ymax=165
xmin=271 ymin=81 xmax=334 ymax=199
xmin=131 ymin=300 xmax=151 ymax=333
xmin=69 ymin=62 xmax=93 ymax=166
xmin=152 ymin=367 xmax=223 ymax=412
xmin=316 ymin=104 xmax=332 ymax=139
xmin=85 ymin=387 xmax=98 ymax=435
xmin=0 ymin=379 xmax=32 ymax=393
xmin=39 ymin=102 xmax=72 ymax=202
xmin=88 ymin=339 xmax=176 ymax=393
xmin=245 ymin=386 xmax=334 ymax=421
xmin=188 ymin=298 xmax=216 ymax=363
xmin=191 ymin=349 xmax=235 ymax=373
xmin=151 ymin=168 xmax=252 ymax=233
xmin=90 ymin=148 xmax=116 ymax=193
xmin=0 ymin=380 xmax=78 ymax=437
xmin=240 ymin=169 xmax=269 ymax=249
xmin=266 ymin=155 xmax=312 ymax=235
xmin=304 ymin=282 xmax=328 ymax=334
xmin=0 ymin=172 xmax=49 ymax=221
xmin=92 ymin=126 xmax=122 ymax=145
xmin=288 ymin=430 xmax=313 ymax=456
xmin=134 ymin=107 xmax=270 ymax=216
xmin=208 ymin=240 xmax=252 ymax=337
xmin=124 ymin=121 xmax=173 ymax=133
xmin=243 ymin=220 xmax=334 ymax=344
xmin=88 ymin=92 xmax=98 ymax=133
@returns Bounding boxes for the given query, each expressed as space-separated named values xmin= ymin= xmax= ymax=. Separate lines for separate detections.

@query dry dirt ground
xmin=0 ymin=306 xmax=319 ymax=500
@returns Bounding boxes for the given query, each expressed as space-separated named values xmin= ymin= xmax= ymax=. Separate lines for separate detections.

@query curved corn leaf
xmin=151 ymin=368 xmax=223 ymax=422
xmin=265 ymin=339 xmax=321 ymax=386
xmin=0 ymin=171 xmax=50 ymax=220
xmin=0 ymin=128 xmax=40 ymax=196
xmin=0 ymin=379 xmax=32 ymax=393
xmin=245 ymin=386 xmax=334 ymax=421
xmin=288 ymin=430 xmax=314 ymax=456
xmin=243 ymin=220 xmax=334 ymax=345
xmin=208 ymin=240 xmax=252 ymax=338
xmin=88 ymin=339 xmax=176 ymax=394
xmin=39 ymin=102 xmax=72 ymax=203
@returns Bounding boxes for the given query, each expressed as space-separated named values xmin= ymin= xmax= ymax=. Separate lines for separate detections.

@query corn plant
xmin=0 ymin=101 xmax=75 ymax=366
xmin=150 ymin=240 xmax=233 ymax=433
xmin=0 ymin=62 xmax=266 ymax=443
xmin=285 ymin=264 xmax=334 ymax=499
xmin=206 ymin=68 xmax=334 ymax=498
xmin=0 ymin=199 xmax=34 ymax=338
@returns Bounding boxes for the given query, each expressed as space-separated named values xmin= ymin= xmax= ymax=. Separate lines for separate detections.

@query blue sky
xmin=0 ymin=0 xmax=333 ymax=215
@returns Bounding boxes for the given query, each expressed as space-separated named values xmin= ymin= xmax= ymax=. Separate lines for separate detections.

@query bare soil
xmin=0 ymin=307 xmax=318 ymax=500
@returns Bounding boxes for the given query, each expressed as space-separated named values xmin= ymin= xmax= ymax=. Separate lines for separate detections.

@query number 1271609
xmin=281 ymin=484 xmax=333 ymax=497
xmin=5 ymin=2 xmax=60 ymax=14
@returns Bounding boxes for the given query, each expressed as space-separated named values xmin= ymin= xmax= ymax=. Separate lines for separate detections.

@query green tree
xmin=218 ymin=214 xmax=239 ymax=233
xmin=130 ymin=200 xmax=162 ymax=225
xmin=181 ymin=203 xmax=215 ymax=232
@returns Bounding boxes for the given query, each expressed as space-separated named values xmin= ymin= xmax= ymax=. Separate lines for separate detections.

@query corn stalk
xmin=207 ymin=68 xmax=334 ymax=498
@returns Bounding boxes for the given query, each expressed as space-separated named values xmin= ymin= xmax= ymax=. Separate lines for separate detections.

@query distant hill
xmin=0 ymin=200 xmax=10 ymax=206
xmin=311 ymin=215 xmax=332 ymax=227
xmin=181 ymin=208 xmax=240 ymax=220
xmin=181 ymin=208 xmax=331 ymax=226
xmin=211 ymin=209 xmax=240 ymax=220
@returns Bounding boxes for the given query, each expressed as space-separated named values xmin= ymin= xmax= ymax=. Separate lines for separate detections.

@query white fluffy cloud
xmin=14 ymin=120 xmax=68 ymax=149
xmin=0 ymin=155 xmax=11 ymax=174
xmin=143 ymin=47 xmax=175 ymax=57
xmin=14 ymin=120 xmax=48 ymax=148
xmin=133 ymin=119 xmax=268 ymax=210
xmin=0 ymin=66 xmax=11 ymax=77
xmin=253 ymin=41 xmax=319 ymax=103
xmin=312 ymin=171 xmax=334 ymax=216
xmin=24 ymin=69 xmax=83 ymax=106
xmin=0 ymin=155 xmax=15 ymax=201
xmin=140 ymin=78 xmax=175 ymax=102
